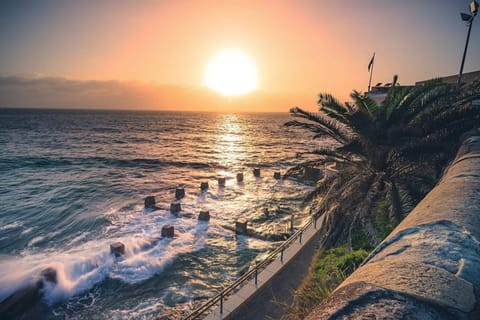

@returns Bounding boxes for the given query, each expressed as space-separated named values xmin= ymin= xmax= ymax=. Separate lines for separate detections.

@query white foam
xmin=65 ymin=232 xmax=90 ymax=247
xmin=0 ymin=207 xmax=210 ymax=305
xmin=27 ymin=235 xmax=44 ymax=247
xmin=21 ymin=227 xmax=33 ymax=234
xmin=109 ymin=298 xmax=164 ymax=320
xmin=0 ymin=176 xmax=309 ymax=308
xmin=0 ymin=221 xmax=23 ymax=231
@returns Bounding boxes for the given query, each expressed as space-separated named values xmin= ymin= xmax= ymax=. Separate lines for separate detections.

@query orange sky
xmin=0 ymin=0 xmax=479 ymax=112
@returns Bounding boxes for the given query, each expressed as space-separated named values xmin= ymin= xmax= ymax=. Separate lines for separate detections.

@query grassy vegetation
xmin=351 ymin=228 xmax=374 ymax=251
xmin=283 ymin=246 xmax=369 ymax=319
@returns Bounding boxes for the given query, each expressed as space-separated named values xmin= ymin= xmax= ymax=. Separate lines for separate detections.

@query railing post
xmin=220 ymin=292 xmax=223 ymax=314
xmin=300 ymin=231 xmax=303 ymax=244
xmin=255 ymin=268 xmax=258 ymax=286
xmin=314 ymin=216 xmax=317 ymax=229
xmin=281 ymin=247 xmax=284 ymax=263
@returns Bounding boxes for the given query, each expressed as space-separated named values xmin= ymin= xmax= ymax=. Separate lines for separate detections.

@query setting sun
xmin=204 ymin=49 xmax=258 ymax=96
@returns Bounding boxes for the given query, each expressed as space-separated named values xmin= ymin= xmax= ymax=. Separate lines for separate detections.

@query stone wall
xmin=306 ymin=129 xmax=480 ymax=320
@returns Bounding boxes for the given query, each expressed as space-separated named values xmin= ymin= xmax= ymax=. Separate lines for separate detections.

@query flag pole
xmin=368 ymin=52 xmax=375 ymax=93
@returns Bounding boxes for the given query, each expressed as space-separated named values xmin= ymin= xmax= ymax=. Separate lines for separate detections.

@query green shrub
xmin=285 ymin=246 xmax=369 ymax=319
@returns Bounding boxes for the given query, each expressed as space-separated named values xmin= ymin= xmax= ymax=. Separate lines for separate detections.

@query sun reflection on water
xmin=215 ymin=114 xmax=246 ymax=169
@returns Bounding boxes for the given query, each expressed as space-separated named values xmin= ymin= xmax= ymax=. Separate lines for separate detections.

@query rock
xmin=235 ymin=219 xmax=248 ymax=234
xmin=40 ymin=267 xmax=57 ymax=284
xmin=144 ymin=196 xmax=156 ymax=209
xmin=338 ymin=260 xmax=476 ymax=313
xmin=161 ymin=225 xmax=174 ymax=238
xmin=200 ymin=182 xmax=209 ymax=191
xmin=110 ymin=242 xmax=125 ymax=257
xmin=0 ymin=266 xmax=59 ymax=317
xmin=306 ymin=282 xmax=456 ymax=320
xmin=175 ymin=187 xmax=185 ymax=199
xmin=0 ymin=283 xmax=42 ymax=318
xmin=218 ymin=177 xmax=226 ymax=187
xmin=198 ymin=210 xmax=210 ymax=221
xmin=170 ymin=202 xmax=181 ymax=213
xmin=253 ymin=168 xmax=261 ymax=177
xmin=237 ymin=172 xmax=244 ymax=182
xmin=273 ymin=171 xmax=281 ymax=179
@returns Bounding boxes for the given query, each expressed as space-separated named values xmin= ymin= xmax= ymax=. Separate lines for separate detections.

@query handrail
xmin=183 ymin=214 xmax=320 ymax=319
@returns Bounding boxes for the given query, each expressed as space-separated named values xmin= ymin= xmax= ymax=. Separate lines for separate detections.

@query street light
xmin=458 ymin=0 xmax=479 ymax=87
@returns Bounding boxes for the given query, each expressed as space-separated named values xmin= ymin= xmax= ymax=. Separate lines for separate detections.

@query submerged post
xmin=200 ymin=182 xmax=209 ymax=191
xmin=110 ymin=242 xmax=125 ymax=257
xmin=170 ymin=202 xmax=181 ymax=213
xmin=144 ymin=196 xmax=156 ymax=209
xmin=175 ymin=187 xmax=185 ymax=199
xmin=161 ymin=225 xmax=175 ymax=238
xmin=198 ymin=210 xmax=210 ymax=221
xmin=236 ymin=172 xmax=244 ymax=182
xmin=218 ymin=177 xmax=226 ymax=187
xmin=235 ymin=219 xmax=248 ymax=234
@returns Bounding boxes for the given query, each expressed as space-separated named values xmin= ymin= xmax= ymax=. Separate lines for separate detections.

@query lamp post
xmin=458 ymin=0 xmax=479 ymax=87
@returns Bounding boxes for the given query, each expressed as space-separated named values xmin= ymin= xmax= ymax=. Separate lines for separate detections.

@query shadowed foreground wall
xmin=306 ymin=129 xmax=480 ymax=320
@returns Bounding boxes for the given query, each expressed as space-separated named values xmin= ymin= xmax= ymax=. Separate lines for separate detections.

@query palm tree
xmin=286 ymin=78 xmax=479 ymax=249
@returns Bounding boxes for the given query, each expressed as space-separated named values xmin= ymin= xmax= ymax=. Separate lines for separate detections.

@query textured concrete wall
xmin=306 ymin=129 xmax=480 ymax=320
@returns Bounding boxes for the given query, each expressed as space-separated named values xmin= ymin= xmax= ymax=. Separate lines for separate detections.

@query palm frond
xmin=285 ymin=77 xmax=479 ymax=250
xmin=287 ymin=107 xmax=351 ymax=144
xmin=318 ymin=93 xmax=350 ymax=125
xmin=350 ymin=90 xmax=378 ymax=116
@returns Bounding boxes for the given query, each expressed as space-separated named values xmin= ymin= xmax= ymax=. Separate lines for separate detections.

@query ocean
xmin=0 ymin=109 xmax=314 ymax=319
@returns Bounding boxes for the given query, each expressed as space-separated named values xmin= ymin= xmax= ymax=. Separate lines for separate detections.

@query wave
xmin=91 ymin=127 xmax=122 ymax=133
xmin=0 ymin=156 xmax=221 ymax=171
xmin=0 ymin=215 xmax=211 ymax=307
xmin=0 ymin=221 xmax=23 ymax=231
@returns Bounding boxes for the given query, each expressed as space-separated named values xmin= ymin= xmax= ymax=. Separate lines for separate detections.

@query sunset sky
xmin=1 ymin=0 xmax=479 ymax=112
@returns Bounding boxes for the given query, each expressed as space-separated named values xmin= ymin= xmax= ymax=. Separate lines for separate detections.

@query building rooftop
xmin=416 ymin=70 xmax=480 ymax=86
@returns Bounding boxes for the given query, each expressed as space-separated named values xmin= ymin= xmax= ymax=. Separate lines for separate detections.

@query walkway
xmin=185 ymin=214 xmax=325 ymax=319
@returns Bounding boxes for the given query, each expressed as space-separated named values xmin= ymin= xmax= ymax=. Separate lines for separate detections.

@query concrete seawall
xmin=306 ymin=129 xmax=480 ymax=320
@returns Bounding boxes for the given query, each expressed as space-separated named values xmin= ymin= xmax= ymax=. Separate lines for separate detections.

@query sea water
xmin=0 ymin=109 xmax=314 ymax=319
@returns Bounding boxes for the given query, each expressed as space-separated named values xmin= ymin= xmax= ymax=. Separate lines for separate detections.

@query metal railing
xmin=183 ymin=214 xmax=321 ymax=319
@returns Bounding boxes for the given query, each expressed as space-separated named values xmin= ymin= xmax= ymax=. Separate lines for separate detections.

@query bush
xmin=284 ymin=246 xmax=369 ymax=319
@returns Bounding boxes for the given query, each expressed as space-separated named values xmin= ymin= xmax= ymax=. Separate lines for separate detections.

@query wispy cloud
xmin=0 ymin=76 xmax=313 ymax=112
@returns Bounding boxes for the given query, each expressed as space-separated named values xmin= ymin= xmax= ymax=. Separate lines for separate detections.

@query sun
xmin=204 ymin=49 xmax=258 ymax=96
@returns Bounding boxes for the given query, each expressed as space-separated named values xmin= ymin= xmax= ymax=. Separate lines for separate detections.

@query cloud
xmin=0 ymin=76 xmax=315 ymax=112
